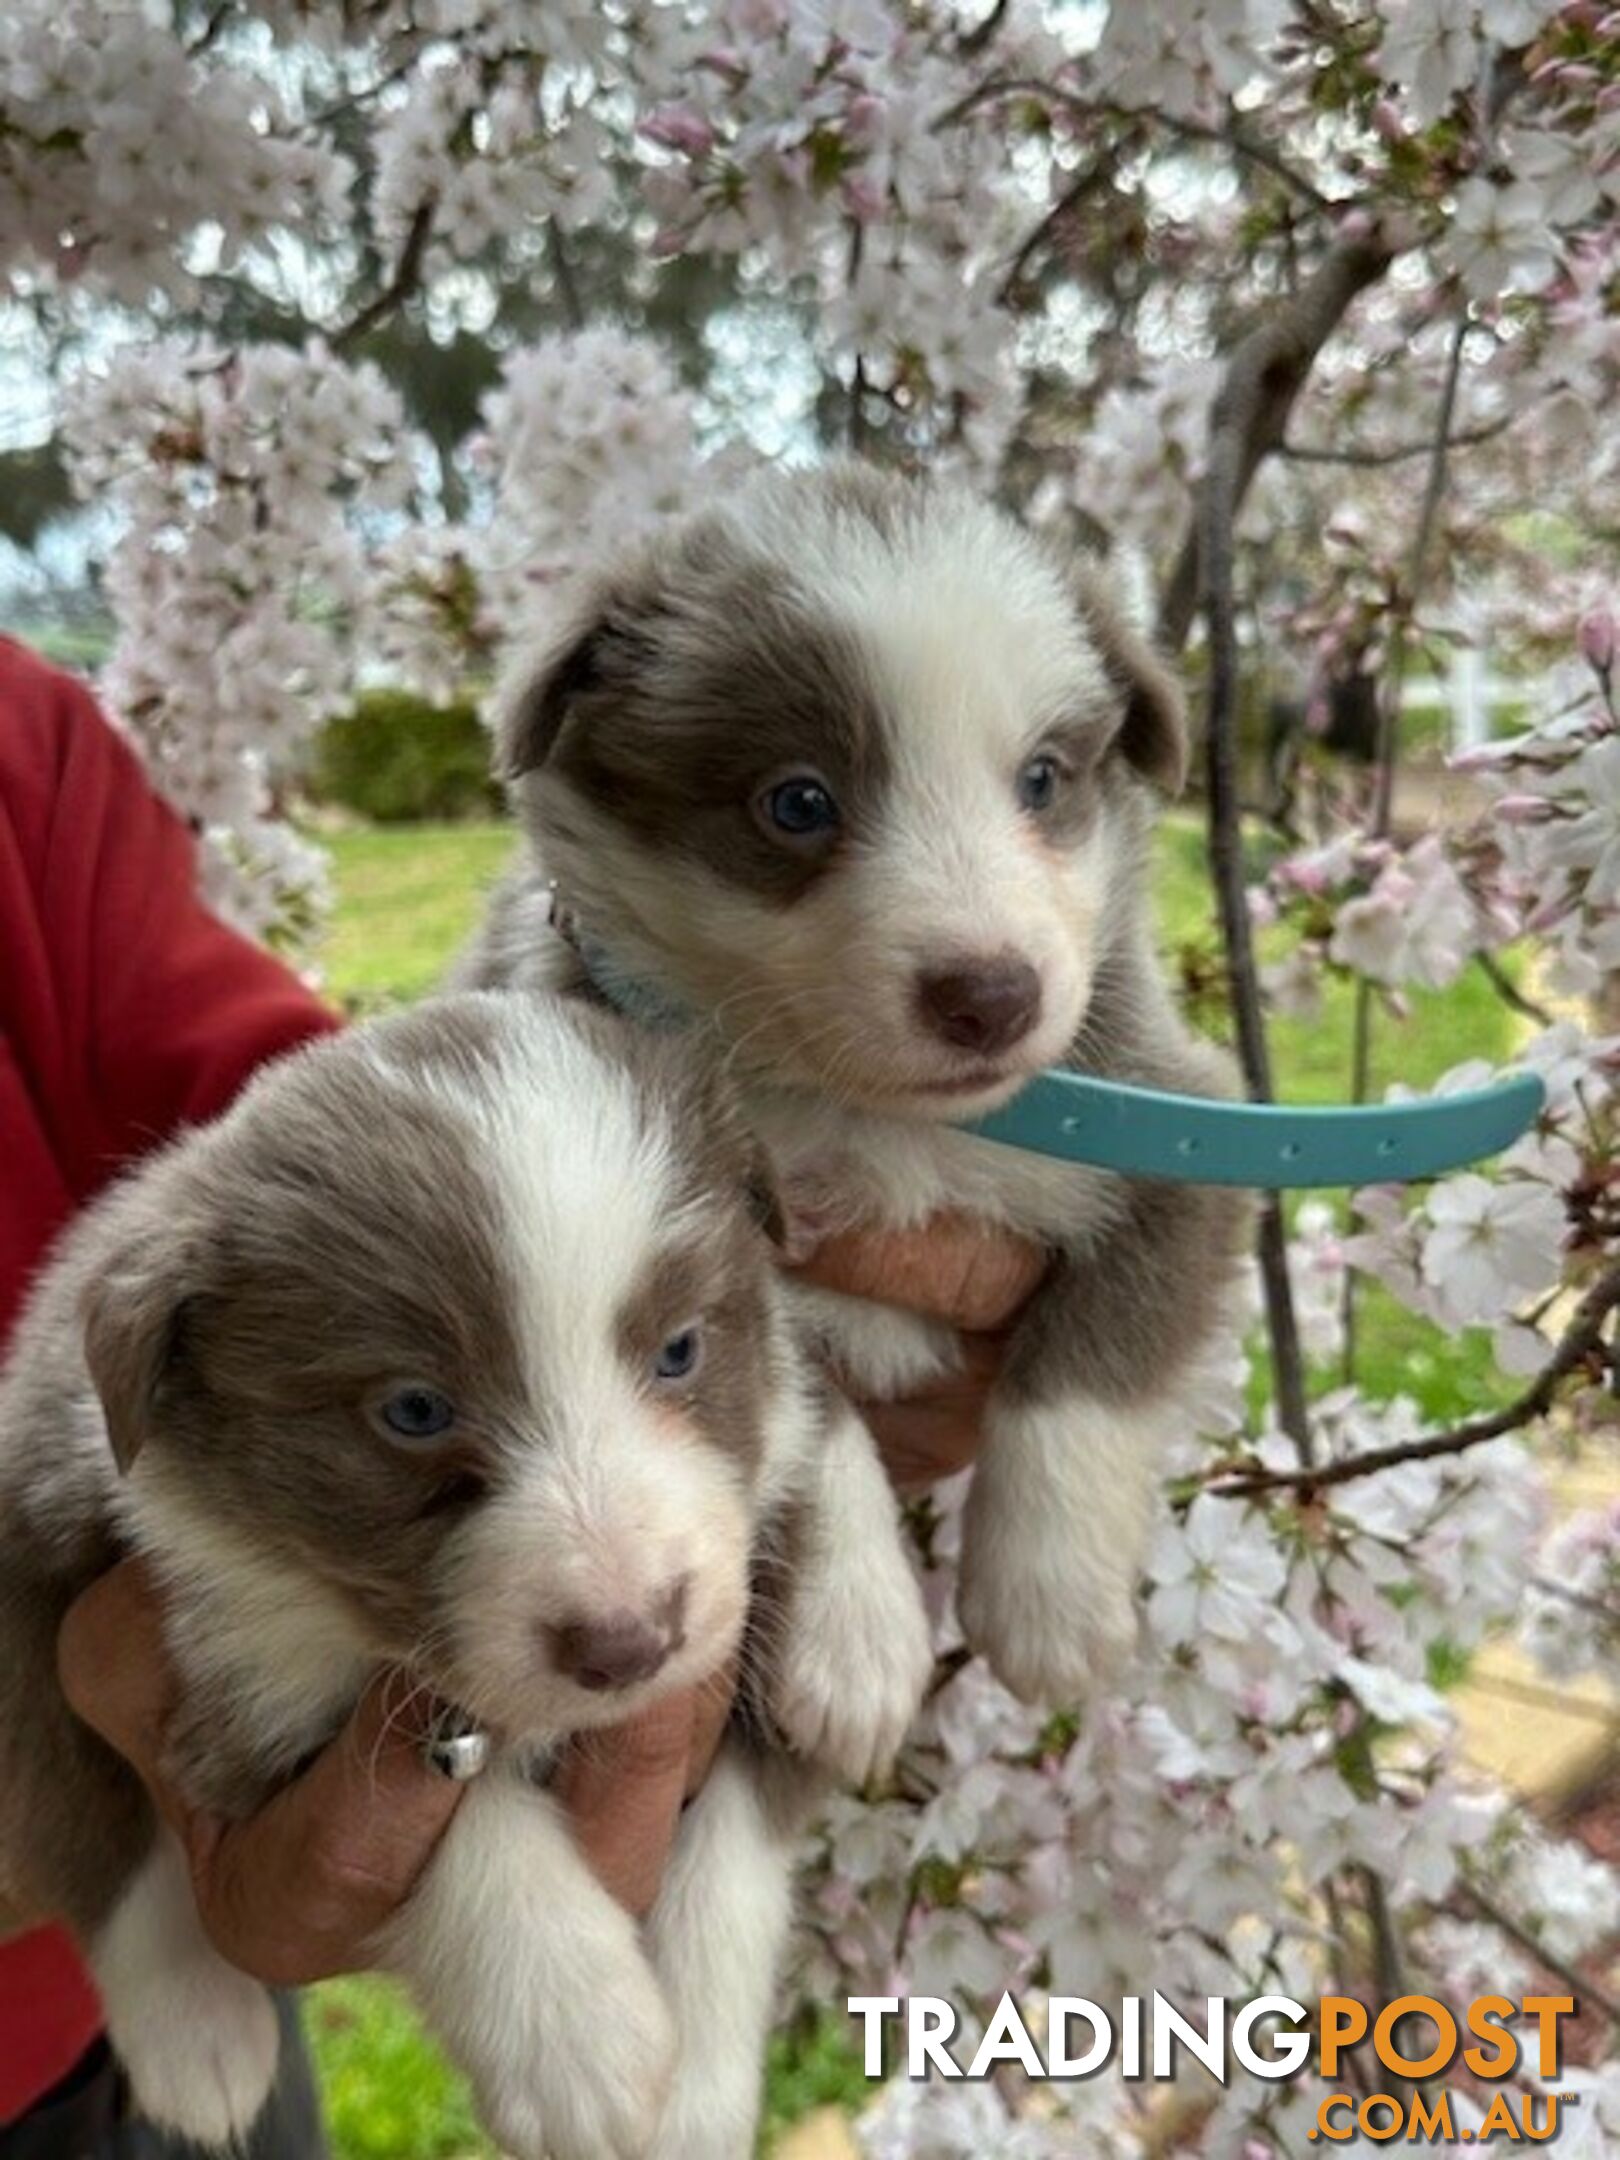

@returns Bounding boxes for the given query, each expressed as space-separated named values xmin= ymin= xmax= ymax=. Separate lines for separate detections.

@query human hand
xmin=59 ymin=1560 xmax=735 ymax=1977
xmin=789 ymin=1212 xmax=1047 ymax=1491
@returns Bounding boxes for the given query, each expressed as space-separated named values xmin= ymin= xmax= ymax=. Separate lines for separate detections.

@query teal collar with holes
xmin=964 ymin=1068 xmax=1544 ymax=1188
xmin=558 ymin=903 xmax=1544 ymax=1189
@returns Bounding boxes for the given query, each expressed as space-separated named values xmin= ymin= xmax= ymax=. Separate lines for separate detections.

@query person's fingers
xmin=684 ymin=1659 xmax=736 ymax=1800
xmin=849 ymin=1335 xmax=1007 ymax=1493
xmin=57 ymin=1557 xmax=193 ymax=1839
xmin=63 ymin=1570 xmax=461 ymax=1984
xmin=185 ymin=1669 xmax=464 ymax=1986
xmin=793 ymin=1215 xmax=1046 ymax=1332
xmin=556 ymin=1691 xmax=699 ymax=1919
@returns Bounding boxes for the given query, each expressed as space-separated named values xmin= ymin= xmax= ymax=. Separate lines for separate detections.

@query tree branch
xmin=998 ymin=154 xmax=1114 ymax=304
xmin=186 ymin=2 xmax=235 ymax=56
xmin=1209 ymin=1257 xmax=1620 ymax=1500
xmin=846 ymin=218 xmax=872 ymax=454
xmin=944 ymin=79 xmax=1334 ymax=214
xmin=1191 ymin=228 xmax=1404 ymax=1457
xmin=1158 ymin=224 xmax=1400 ymax=654
xmin=957 ymin=0 xmax=1011 ymax=59
xmin=1200 ymin=302 xmax=1315 ymax=1452
xmin=1371 ymin=314 xmax=1470 ymax=837
xmin=1341 ymin=316 xmax=1472 ymax=1371
xmin=331 ymin=199 xmax=435 ymax=355
xmin=1280 ymin=414 xmax=1511 ymax=468
xmin=1459 ymin=1879 xmax=1620 ymax=2032
xmin=1134 ymin=223 xmax=1402 ymax=1460
xmin=1533 ymin=1577 xmax=1620 ymax=1626
xmin=1477 ymin=949 xmax=1555 ymax=1028
xmin=547 ymin=223 xmax=585 ymax=329
xmin=307 ymin=51 xmax=422 ymax=132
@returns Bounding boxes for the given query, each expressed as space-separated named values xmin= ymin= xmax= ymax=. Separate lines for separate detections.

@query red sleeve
xmin=0 ymin=636 xmax=339 ymax=1207
xmin=0 ymin=640 xmax=341 ymax=2124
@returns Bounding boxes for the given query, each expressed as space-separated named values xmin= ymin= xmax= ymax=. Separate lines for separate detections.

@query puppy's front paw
xmin=108 ymin=1954 xmax=279 ymax=2148
xmin=774 ymin=1530 xmax=933 ymax=1784
xmin=472 ymin=1950 xmax=676 ymax=2160
xmin=94 ymin=1838 xmax=279 ymax=2151
xmin=957 ymin=1527 xmax=1138 ymax=1706
xmin=958 ymin=1394 xmax=1158 ymax=1707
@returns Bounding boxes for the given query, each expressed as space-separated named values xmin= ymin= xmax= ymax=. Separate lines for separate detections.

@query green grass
xmin=1152 ymin=818 xmax=1515 ymax=1103
xmin=305 ymin=810 xmax=1522 ymax=2154
xmin=305 ymin=1982 xmax=492 ymax=2160
xmin=320 ymin=822 xmax=516 ymax=1007
xmin=1152 ymin=818 xmax=1521 ymax=1420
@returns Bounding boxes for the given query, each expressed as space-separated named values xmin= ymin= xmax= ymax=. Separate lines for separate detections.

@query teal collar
xmin=964 ymin=1068 xmax=1544 ymax=1189
xmin=551 ymin=900 xmax=1543 ymax=1189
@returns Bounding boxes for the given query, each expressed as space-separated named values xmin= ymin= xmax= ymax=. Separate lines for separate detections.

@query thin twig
xmin=1211 ymin=1256 xmax=1620 ymax=1499
xmin=1371 ymin=315 xmax=1470 ymax=838
xmin=1533 ymin=1577 xmax=1620 ymax=1626
xmin=1280 ymin=415 xmax=1510 ymax=467
xmin=846 ymin=219 xmax=871 ymax=454
xmin=547 ymin=224 xmax=585 ymax=329
xmin=1364 ymin=1867 xmax=1408 ymax=2005
xmin=998 ymin=155 xmax=1113 ymax=305
xmin=186 ymin=2 xmax=234 ymax=56
xmin=957 ymin=0 xmax=1010 ymax=59
xmin=943 ymin=78 xmax=1334 ymax=213
xmin=1459 ymin=1879 xmax=1620 ymax=2032
xmin=307 ymin=51 xmax=421 ymax=132
xmin=1477 ymin=949 xmax=1555 ymax=1028
xmin=331 ymin=199 xmax=435 ymax=355
xmin=1342 ymin=315 xmax=1472 ymax=1372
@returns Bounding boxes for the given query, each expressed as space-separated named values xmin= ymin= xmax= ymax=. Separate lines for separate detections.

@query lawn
xmin=305 ymin=812 xmax=1521 ymax=2157
xmin=319 ymin=821 xmax=518 ymax=1008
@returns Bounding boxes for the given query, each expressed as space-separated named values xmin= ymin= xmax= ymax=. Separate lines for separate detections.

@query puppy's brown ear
xmin=498 ymin=612 xmax=612 ymax=780
xmin=1075 ymin=569 xmax=1190 ymax=797
xmin=80 ymin=1241 xmax=199 ymax=1474
xmin=497 ymin=567 xmax=664 ymax=781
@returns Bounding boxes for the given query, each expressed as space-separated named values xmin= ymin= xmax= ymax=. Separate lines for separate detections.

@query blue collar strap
xmin=550 ymin=898 xmax=1544 ymax=1189
xmin=966 ymin=1068 xmax=1545 ymax=1188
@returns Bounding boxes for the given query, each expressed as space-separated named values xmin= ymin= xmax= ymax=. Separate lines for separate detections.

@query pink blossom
xmin=639 ymin=106 xmax=718 ymax=157
xmin=1580 ymin=605 xmax=1616 ymax=674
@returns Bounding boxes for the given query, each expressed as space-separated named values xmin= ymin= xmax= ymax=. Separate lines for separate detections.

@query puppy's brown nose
xmin=552 ymin=1581 xmax=687 ymax=1693
xmin=916 ymin=956 xmax=1042 ymax=1057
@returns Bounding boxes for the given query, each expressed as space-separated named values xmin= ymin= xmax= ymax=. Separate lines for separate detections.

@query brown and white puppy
xmin=0 ymin=991 xmax=931 ymax=2160
xmin=459 ymin=462 xmax=1250 ymax=1707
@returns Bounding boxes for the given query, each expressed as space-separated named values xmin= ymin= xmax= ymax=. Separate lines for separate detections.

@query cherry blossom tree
xmin=5 ymin=1 xmax=1620 ymax=2150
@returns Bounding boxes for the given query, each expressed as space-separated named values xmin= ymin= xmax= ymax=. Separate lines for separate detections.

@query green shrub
xmin=308 ymin=688 xmax=503 ymax=824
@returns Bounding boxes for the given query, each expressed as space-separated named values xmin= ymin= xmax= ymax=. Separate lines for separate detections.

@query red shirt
xmin=0 ymin=639 xmax=338 ymax=2120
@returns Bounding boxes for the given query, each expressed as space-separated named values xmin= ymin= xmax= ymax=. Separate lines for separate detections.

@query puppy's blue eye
xmin=653 ymin=1328 xmax=703 ymax=1382
xmin=377 ymin=1386 xmax=456 ymax=1443
xmin=1017 ymin=753 xmax=1063 ymax=813
xmin=761 ymin=775 xmax=840 ymax=839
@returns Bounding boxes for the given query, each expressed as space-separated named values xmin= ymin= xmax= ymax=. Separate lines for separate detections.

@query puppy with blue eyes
xmin=0 ymin=992 xmax=932 ymax=2160
xmin=460 ymin=461 xmax=1249 ymax=1706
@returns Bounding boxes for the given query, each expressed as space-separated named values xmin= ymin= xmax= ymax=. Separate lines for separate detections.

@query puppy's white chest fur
xmin=749 ymin=1090 xmax=1125 ymax=1406
xmin=753 ymin=1088 xmax=1121 ymax=1244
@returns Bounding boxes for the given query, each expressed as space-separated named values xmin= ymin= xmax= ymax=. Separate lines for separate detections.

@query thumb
xmin=556 ymin=1692 xmax=698 ymax=1918
xmin=58 ymin=1556 xmax=193 ymax=1839
xmin=249 ymin=1668 xmax=467 ymax=1907
xmin=188 ymin=1669 xmax=466 ymax=1985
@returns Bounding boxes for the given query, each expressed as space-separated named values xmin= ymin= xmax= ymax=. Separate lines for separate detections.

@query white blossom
xmin=1146 ymin=1495 xmax=1289 ymax=1645
xmin=1448 ymin=177 xmax=1562 ymax=303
